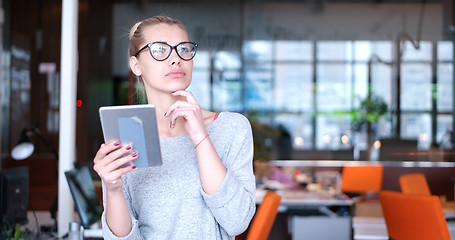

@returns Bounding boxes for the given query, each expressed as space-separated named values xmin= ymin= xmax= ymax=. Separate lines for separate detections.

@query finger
xmin=94 ymin=144 xmax=133 ymax=172
xmin=165 ymin=100 xmax=198 ymax=117
xmin=93 ymin=141 xmax=120 ymax=164
xmin=103 ymin=144 xmax=134 ymax=165
xmin=172 ymin=90 xmax=198 ymax=104
xmin=102 ymin=152 xmax=137 ymax=175
xmin=169 ymin=107 xmax=198 ymax=128
xmin=96 ymin=151 xmax=136 ymax=181
xmin=95 ymin=141 xmax=120 ymax=158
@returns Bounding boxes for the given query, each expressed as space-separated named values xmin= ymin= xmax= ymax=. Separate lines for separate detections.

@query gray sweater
xmin=102 ymin=112 xmax=256 ymax=240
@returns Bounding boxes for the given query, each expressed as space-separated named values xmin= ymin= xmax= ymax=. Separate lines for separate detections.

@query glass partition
xmin=189 ymin=40 xmax=454 ymax=161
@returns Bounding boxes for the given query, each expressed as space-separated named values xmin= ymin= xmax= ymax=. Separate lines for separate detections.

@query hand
xmin=93 ymin=141 xmax=137 ymax=192
xmin=164 ymin=90 xmax=208 ymax=144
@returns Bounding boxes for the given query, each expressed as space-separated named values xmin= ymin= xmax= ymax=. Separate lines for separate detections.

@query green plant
xmin=245 ymin=111 xmax=279 ymax=161
xmin=351 ymin=93 xmax=388 ymax=131
xmin=1 ymin=223 xmax=34 ymax=240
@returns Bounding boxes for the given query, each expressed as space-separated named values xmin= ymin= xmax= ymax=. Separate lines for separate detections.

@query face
xmin=130 ymin=24 xmax=193 ymax=94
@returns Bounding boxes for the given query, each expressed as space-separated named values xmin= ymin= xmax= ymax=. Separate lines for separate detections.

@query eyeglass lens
xmin=149 ymin=42 xmax=197 ymax=61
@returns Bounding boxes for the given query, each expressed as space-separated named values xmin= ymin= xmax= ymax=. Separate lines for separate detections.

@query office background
xmin=0 ymin=0 xmax=454 ymax=209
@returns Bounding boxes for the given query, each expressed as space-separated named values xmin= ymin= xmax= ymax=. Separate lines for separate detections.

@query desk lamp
xmin=11 ymin=128 xmax=35 ymax=160
xmin=11 ymin=126 xmax=59 ymax=161
xmin=10 ymin=126 xmax=59 ymax=234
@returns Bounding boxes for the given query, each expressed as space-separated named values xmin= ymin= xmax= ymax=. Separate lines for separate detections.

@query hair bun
xmin=129 ymin=21 xmax=142 ymax=40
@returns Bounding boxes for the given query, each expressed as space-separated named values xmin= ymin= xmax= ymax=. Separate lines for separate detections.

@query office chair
xmin=379 ymin=190 xmax=450 ymax=240
xmin=399 ymin=173 xmax=431 ymax=195
xmin=245 ymin=190 xmax=282 ymax=240
xmin=341 ymin=164 xmax=383 ymax=195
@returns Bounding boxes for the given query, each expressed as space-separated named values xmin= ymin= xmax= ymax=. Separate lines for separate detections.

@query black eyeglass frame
xmin=134 ymin=41 xmax=198 ymax=61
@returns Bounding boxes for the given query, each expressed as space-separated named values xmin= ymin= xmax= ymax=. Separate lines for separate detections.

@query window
xmin=401 ymin=63 xmax=432 ymax=111
xmin=436 ymin=41 xmax=453 ymax=150
xmin=190 ymin=51 xmax=211 ymax=109
xmin=189 ymin=40 xmax=453 ymax=154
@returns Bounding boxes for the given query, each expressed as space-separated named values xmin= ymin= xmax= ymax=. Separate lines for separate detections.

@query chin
xmin=174 ymin=80 xmax=191 ymax=90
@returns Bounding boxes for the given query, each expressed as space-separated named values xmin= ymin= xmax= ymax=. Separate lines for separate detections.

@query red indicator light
xmin=76 ymin=100 xmax=83 ymax=107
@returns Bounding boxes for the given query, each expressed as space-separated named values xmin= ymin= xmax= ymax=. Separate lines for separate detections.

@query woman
xmin=93 ymin=16 xmax=256 ymax=239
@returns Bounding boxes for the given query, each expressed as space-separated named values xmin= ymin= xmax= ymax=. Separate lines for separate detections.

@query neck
xmin=146 ymin=90 xmax=187 ymax=138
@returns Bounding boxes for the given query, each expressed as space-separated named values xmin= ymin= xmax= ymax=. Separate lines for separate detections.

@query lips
xmin=166 ymin=70 xmax=185 ymax=78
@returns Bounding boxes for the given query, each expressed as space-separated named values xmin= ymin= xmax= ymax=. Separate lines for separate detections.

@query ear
xmin=129 ymin=56 xmax=142 ymax=76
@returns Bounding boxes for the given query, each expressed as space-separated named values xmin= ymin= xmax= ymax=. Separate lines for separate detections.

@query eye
xmin=151 ymin=44 xmax=168 ymax=55
xmin=179 ymin=45 xmax=190 ymax=54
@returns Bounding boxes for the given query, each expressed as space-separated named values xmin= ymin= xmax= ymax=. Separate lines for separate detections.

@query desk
xmin=27 ymin=211 xmax=103 ymax=239
xmin=267 ymin=160 xmax=455 ymax=202
xmin=256 ymin=189 xmax=354 ymax=240
xmin=352 ymin=217 xmax=455 ymax=240
xmin=352 ymin=217 xmax=388 ymax=240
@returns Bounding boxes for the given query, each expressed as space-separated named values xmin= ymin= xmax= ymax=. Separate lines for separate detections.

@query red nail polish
xmin=126 ymin=145 xmax=132 ymax=150
xmin=132 ymin=152 xmax=138 ymax=158
xmin=114 ymin=141 xmax=120 ymax=146
xmin=132 ymin=165 xmax=136 ymax=169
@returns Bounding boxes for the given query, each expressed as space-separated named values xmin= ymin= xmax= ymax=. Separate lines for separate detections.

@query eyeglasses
xmin=134 ymin=41 xmax=198 ymax=61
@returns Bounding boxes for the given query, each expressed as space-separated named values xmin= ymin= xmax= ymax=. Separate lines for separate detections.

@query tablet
xmin=99 ymin=104 xmax=162 ymax=168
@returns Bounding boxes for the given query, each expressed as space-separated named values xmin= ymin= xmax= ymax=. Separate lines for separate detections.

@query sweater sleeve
xmin=200 ymin=113 xmax=256 ymax=236
xmin=100 ymin=179 xmax=144 ymax=240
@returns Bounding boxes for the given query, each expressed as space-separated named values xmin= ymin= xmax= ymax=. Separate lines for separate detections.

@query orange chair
xmin=379 ymin=190 xmax=450 ymax=240
xmin=245 ymin=190 xmax=282 ymax=240
xmin=399 ymin=173 xmax=431 ymax=195
xmin=341 ymin=164 xmax=384 ymax=194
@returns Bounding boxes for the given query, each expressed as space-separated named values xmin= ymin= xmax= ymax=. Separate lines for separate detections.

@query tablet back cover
xmin=99 ymin=105 xmax=162 ymax=167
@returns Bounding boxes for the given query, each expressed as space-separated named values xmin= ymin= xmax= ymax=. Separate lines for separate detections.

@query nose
xmin=168 ymin=48 xmax=181 ymax=66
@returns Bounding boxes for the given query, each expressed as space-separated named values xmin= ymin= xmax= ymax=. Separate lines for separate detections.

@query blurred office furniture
xmin=291 ymin=212 xmax=352 ymax=240
xmin=352 ymin=216 xmax=389 ymax=239
xmin=10 ymin=127 xmax=59 ymax=161
xmin=341 ymin=164 xmax=384 ymax=196
xmin=65 ymin=166 xmax=103 ymax=229
xmin=65 ymin=166 xmax=103 ymax=238
xmin=378 ymin=138 xmax=419 ymax=161
xmin=245 ymin=190 xmax=282 ymax=240
xmin=340 ymin=164 xmax=384 ymax=220
xmin=353 ymin=216 xmax=455 ymax=239
xmin=399 ymin=173 xmax=431 ymax=195
xmin=6 ymin=127 xmax=59 ymax=211
xmin=7 ymin=126 xmax=59 ymax=232
xmin=2 ymin=156 xmax=57 ymax=211
xmin=253 ymin=188 xmax=353 ymax=240
xmin=398 ymin=173 xmax=455 ymax=221
xmin=379 ymin=190 xmax=450 ymax=240
xmin=0 ymin=167 xmax=29 ymax=229
xmin=268 ymin=160 xmax=455 ymax=201
xmin=257 ymin=160 xmax=455 ymax=238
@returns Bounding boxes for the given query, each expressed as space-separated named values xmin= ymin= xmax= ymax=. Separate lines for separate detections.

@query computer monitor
xmin=65 ymin=166 xmax=103 ymax=229
xmin=0 ymin=166 xmax=29 ymax=228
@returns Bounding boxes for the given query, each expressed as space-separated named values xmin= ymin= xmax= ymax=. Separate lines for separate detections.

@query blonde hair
xmin=128 ymin=16 xmax=188 ymax=57
xmin=128 ymin=16 xmax=189 ymax=104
